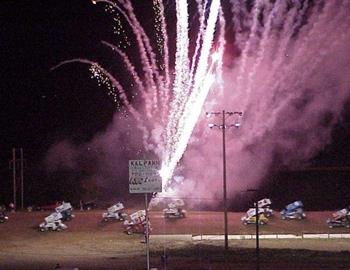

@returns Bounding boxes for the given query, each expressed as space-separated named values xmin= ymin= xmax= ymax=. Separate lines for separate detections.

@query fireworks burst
xmin=51 ymin=0 xmax=350 ymax=202
xmin=53 ymin=0 xmax=223 ymax=191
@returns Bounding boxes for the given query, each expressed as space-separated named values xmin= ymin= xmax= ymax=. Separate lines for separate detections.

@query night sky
xmin=1 ymin=0 xmax=350 ymax=208
xmin=1 ymin=0 xmax=114 ymax=155
xmin=0 ymin=0 xmax=119 ymax=204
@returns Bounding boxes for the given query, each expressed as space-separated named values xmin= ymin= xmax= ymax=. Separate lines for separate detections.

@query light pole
xmin=247 ymin=189 xmax=260 ymax=270
xmin=207 ymin=110 xmax=242 ymax=250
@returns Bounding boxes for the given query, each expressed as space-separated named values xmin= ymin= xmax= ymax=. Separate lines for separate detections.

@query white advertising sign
xmin=129 ymin=160 xmax=162 ymax=193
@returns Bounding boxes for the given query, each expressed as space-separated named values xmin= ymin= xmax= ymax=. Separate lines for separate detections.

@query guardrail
xmin=150 ymin=233 xmax=350 ymax=241
xmin=193 ymin=233 xmax=350 ymax=240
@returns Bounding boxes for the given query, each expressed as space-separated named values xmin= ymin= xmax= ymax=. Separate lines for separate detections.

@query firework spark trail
xmin=94 ymin=0 xmax=159 ymax=102
xmin=247 ymin=1 xmax=349 ymax=140
xmin=244 ymin=0 xmax=310 ymax=125
xmin=280 ymin=0 xmax=307 ymax=44
xmin=251 ymin=16 xmax=331 ymax=133
xmin=121 ymin=1 xmax=165 ymax=114
xmin=280 ymin=2 xmax=349 ymax=93
xmin=150 ymin=6 xmax=170 ymax=151
xmin=238 ymin=0 xmax=313 ymax=127
xmin=101 ymin=40 xmax=158 ymax=121
xmin=163 ymin=0 xmax=208 ymax=181
xmin=230 ymin=0 xmax=242 ymax=35
xmin=263 ymin=0 xmax=313 ymax=89
xmin=269 ymin=0 xmax=308 ymax=71
xmin=188 ymin=0 xmax=207 ymax=86
xmin=154 ymin=0 xmax=171 ymax=109
xmin=52 ymin=59 xmax=138 ymax=116
xmin=51 ymin=58 xmax=158 ymax=151
xmin=161 ymin=0 xmax=221 ymax=185
xmin=185 ymin=0 xmax=221 ymax=103
xmin=240 ymin=0 xmax=298 ymax=118
xmin=230 ymin=0 xmax=251 ymax=48
xmin=269 ymin=0 xmax=344 ymax=99
xmin=164 ymin=0 xmax=190 ymax=167
xmin=90 ymin=0 xmax=171 ymax=151
xmin=101 ymin=41 xmax=146 ymax=97
xmin=233 ymin=0 xmax=263 ymax=105
xmin=215 ymin=8 xmax=226 ymax=91
xmin=244 ymin=0 xmax=286 ymax=100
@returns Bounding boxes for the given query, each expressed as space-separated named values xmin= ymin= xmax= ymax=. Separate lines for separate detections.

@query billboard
xmin=128 ymin=160 xmax=162 ymax=193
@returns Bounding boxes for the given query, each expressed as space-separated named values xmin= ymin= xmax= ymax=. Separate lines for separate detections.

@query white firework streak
xmin=189 ymin=0 xmax=208 ymax=84
xmin=161 ymin=0 xmax=221 ymax=187
xmin=154 ymin=0 xmax=171 ymax=104
xmin=164 ymin=0 xmax=190 ymax=167
xmin=54 ymin=0 xmax=222 ymax=191
xmin=216 ymin=7 xmax=226 ymax=91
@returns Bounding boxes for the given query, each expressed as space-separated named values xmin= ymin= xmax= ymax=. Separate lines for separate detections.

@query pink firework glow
xmin=49 ymin=0 xmax=350 ymax=205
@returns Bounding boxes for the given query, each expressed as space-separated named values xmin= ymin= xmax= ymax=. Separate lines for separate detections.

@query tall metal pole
xmin=145 ymin=193 xmax=150 ymax=270
xmin=207 ymin=110 xmax=242 ymax=250
xmin=222 ymin=110 xmax=228 ymax=250
xmin=255 ymin=200 xmax=260 ymax=270
xmin=12 ymin=148 xmax=16 ymax=211
xmin=20 ymin=148 xmax=24 ymax=209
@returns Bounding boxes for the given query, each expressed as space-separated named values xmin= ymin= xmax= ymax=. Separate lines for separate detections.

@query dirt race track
xmin=0 ymin=210 xmax=350 ymax=270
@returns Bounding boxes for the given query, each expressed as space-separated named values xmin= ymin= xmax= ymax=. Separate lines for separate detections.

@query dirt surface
xmin=0 ymin=210 xmax=349 ymax=269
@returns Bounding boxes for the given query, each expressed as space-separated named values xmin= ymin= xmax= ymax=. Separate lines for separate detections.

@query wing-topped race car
xmin=55 ymin=201 xmax=75 ymax=221
xmin=38 ymin=201 xmax=74 ymax=232
xmin=123 ymin=210 xmax=150 ymax=235
xmin=241 ymin=208 xmax=268 ymax=225
xmin=257 ymin=198 xmax=273 ymax=217
xmin=39 ymin=212 xmax=68 ymax=232
xmin=163 ymin=199 xmax=186 ymax=219
xmin=327 ymin=207 xmax=350 ymax=228
xmin=280 ymin=200 xmax=306 ymax=220
xmin=102 ymin=202 xmax=128 ymax=222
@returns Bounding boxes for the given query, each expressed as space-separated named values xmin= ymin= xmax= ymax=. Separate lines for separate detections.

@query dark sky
xmin=1 ymin=0 xmax=350 ymax=207
xmin=0 ymin=0 xmax=121 ymax=204
xmin=0 ymin=0 xmax=117 ymax=165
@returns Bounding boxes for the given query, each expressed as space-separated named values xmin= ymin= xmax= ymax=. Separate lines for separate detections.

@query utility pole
xmin=9 ymin=148 xmax=25 ymax=210
xmin=247 ymin=189 xmax=260 ymax=270
xmin=145 ymin=193 xmax=150 ymax=270
xmin=20 ymin=148 xmax=24 ymax=209
xmin=222 ymin=110 xmax=228 ymax=250
xmin=12 ymin=148 xmax=16 ymax=211
xmin=207 ymin=110 xmax=242 ymax=250
xmin=255 ymin=198 xmax=260 ymax=270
